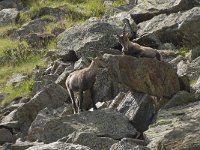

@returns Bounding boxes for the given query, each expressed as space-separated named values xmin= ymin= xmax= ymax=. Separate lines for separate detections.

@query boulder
xmin=28 ymin=109 xmax=137 ymax=143
xmin=191 ymin=46 xmax=200 ymax=60
xmin=169 ymin=55 xmax=187 ymax=68
xmin=9 ymin=19 xmax=48 ymax=39
xmin=26 ymin=142 xmax=91 ymax=150
xmin=177 ymin=57 xmax=200 ymax=81
xmin=32 ymin=7 xmax=67 ymax=21
xmin=109 ymin=92 xmax=126 ymax=109
xmin=146 ymin=101 xmax=200 ymax=150
xmin=0 ymin=0 xmax=24 ymax=11
xmin=57 ymin=21 xmax=121 ymax=58
xmin=129 ymin=0 xmax=200 ymax=24
xmin=104 ymin=54 xmax=180 ymax=98
xmin=56 ymin=50 xmax=78 ymax=62
xmin=0 ymin=8 xmax=19 ymax=25
xmin=163 ymin=91 xmax=195 ymax=109
xmin=110 ymin=140 xmax=150 ymax=150
xmin=117 ymin=92 xmax=156 ymax=133
xmin=137 ymin=7 xmax=200 ymax=48
xmin=6 ymin=73 xmax=28 ymax=87
xmin=0 ymin=127 xmax=13 ymax=144
xmin=67 ymin=132 xmax=117 ymax=150
xmin=1 ymin=83 xmax=69 ymax=133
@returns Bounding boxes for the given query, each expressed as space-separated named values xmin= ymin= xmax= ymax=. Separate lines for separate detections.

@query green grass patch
xmin=0 ymin=38 xmax=20 ymax=56
xmin=113 ymin=0 xmax=126 ymax=7
xmin=179 ymin=47 xmax=190 ymax=57
xmin=0 ymin=78 xmax=33 ymax=106
xmin=40 ymin=15 xmax=57 ymax=22
xmin=0 ymin=24 xmax=18 ymax=37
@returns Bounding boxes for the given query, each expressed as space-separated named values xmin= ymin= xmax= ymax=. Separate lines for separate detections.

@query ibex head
xmin=93 ymin=51 xmax=107 ymax=68
xmin=117 ymin=23 xmax=130 ymax=52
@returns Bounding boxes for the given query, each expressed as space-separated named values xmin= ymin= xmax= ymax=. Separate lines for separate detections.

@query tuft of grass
xmin=0 ymin=78 xmax=33 ymax=106
xmin=40 ymin=15 xmax=57 ymax=22
xmin=0 ymin=24 xmax=18 ymax=37
xmin=113 ymin=0 xmax=126 ymax=7
xmin=179 ymin=47 xmax=190 ymax=57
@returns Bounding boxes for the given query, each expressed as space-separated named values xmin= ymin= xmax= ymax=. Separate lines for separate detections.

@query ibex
xmin=66 ymin=52 xmax=107 ymax=113
xmin=117 ymin=24 xmax=162 ymax=61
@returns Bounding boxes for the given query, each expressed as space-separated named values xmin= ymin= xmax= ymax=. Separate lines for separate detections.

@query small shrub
xmin=179 ymin=47 xmax=190 ymax=57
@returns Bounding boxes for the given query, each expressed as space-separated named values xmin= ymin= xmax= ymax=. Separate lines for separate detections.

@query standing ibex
xmin=117 ymin=24 xmax=162 ymax=61
xmin=66 ymin=52 xmax=107 ymax=113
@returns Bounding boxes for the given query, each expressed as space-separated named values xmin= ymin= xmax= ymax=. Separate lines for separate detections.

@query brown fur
xmin=66 ymin=53 xmax=107 ymax=113
xmin=117 ymin=24 xmax=162 ymax=61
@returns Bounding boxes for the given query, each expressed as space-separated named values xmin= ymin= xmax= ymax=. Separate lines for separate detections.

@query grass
xmin=0 ymin=24 xmax=19 ymax=37
xmin=0 ymin=78 xmax=33 ymax=106
xmin=179 ymin=47 xmax=190 ymax=57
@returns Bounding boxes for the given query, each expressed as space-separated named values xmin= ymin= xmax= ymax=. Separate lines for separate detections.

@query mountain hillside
xmin=0 ymin=0 xmax=200 ymax=150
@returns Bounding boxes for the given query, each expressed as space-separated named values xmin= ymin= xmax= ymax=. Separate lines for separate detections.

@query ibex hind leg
xmin=67 ymin=86 xmax=78 ymax=114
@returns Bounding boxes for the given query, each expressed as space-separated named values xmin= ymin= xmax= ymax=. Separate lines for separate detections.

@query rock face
xmin=28 ymin=109 xmax=137 ymax=143
xmin=9 ymin=19 xmax=48 ymax=39
xmin=32 ymin=7 xmax=67 ymax=21
xmin=1 ymin=83 xmax=69 ymax=133
xmin=129 ymin=0 xmax=200 ymax=24
xmin=104 ymin=54 xmax=180 ymax=98
xmin=117 ymin=92 xmax=155 ymax=133
xmin=0 ymin=8 xmax=19 ymax=25
xmin=57 ymin=21 xmax=121 ymax=58
xmin=146 ymin=101 xmax=200 ymax=150
xmin=0 ymin=0 xmax=24 ymax=11
xmin=137 ymin=7 xmax=200 ymax=48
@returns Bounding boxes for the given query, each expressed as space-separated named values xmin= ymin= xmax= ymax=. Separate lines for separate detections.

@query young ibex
xmin=117 ymin=24 xmax=162 ymax=61
xmin=66 ymin=52 xmax=107 ymax=113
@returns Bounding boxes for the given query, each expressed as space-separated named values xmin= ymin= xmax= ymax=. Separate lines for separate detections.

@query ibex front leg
xmin=78 ymin=89 xmax=84 ymax=113
xmin=90 ymin=85 xmax=97 ymax=110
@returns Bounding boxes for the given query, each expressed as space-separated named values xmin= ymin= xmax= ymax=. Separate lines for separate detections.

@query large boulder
xmin=28 ymin=109 xmax=137 ymax=143
xmin=26 ymin=142 xmax=91 ymax=150
xmin=137 ymin=7 xmax=200 ymax=48
xmin=0 ymin=0 xmax=24 ymax=11
xmin=0 ymin=8 xmax=19 ymax=25
xmin=104 ymin=54 xmax=180 ymax=98
xmin=117 ymin=92 xmax=156 ymax=133
xmin=177 ymin=56 xmax=200 ymax=81
xmin=1 ymin=83 xmax=69 ymax=134
xmin=32 ymin=7 xmax=67 ymax=21
xmin=129 ymin=0 xmax=200 ymax=24
xmin=57 ymin=21 xmax=121 ymax=58
xmin=9 ymin=19 xmax=48 ymax=39
xmin=146 ymin=101 xmax=200 ymax=150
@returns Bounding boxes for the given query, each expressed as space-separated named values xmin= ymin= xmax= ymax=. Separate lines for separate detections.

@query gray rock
xmin=177 ymin=57 xmax=200 ymax=81
xmin=57 ymin=21 xmax=121 ymax=58
xmin=110 ymin=140 xmax=150 ymax=150
xmin=31 ymin=74 xmax=59 ymax=96
xmin=0 ymin=128 xmax=13 ymax=144
xmin=129 ymin=0 xmax=200 ymax=24
xmin=0 ymin=0 xmax=24 ymax=11
xmin=28 ymin=109 xmax=137 ymax=143
xmin=164 ymin=91 xmax=196 ymax=109
xmin=74 ymin=57 xmax=91 ymax=70
xmin=146 ymin=101 xmax=200 ymax=150
xmin=191 ymin=46 xmax=200 ymax=60
xmin=109 ymin=92 xmax=126 ymax=109
xmin=1 ymin=83 xmax=69 ymax=134
xmin=0 ymin=92 xmax=9 ymax=101
xmin=54 ymin=62 xmax=73 ymax=75
xmin=117 ymin=92 xmax=155 ymax=133
xmin=32 ymin=7 xmax=67 ymax=21
xmin=0 ymin=8 xmax=19 ymax=25
xmin=26 ymin=142 xmax=91 ymax=150
xmin=6 ymin=73 xmax=28 ymax=87
xmin=11 ymin=139 xmax=35 ymax=150
xmin=137 ymin=7 xmax=200 ymax=48
xmin=9 ymin=19 xmax=48 ymax=39
xmin=55 ymin=68 xmax=74 ymax=89
xmin=57 ymin=50 xmax=79 ymax=62
xmin=67 ymin=132 xmax=117 ymax=150
xmin=169 ymin=55 xmax=187 ymax=68
xmin=104 ymin=54 xmax=180 ymax=98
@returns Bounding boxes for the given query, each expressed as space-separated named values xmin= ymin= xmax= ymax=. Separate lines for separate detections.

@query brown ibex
xmin=66 ymin=52 xmax=107 ymax=113
xmin=117 ymin=24 xmax=162 ymax=61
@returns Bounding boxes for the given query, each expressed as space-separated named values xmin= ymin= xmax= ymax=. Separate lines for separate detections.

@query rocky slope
xmin=1 ymin=0 xmax=200 ymax=149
